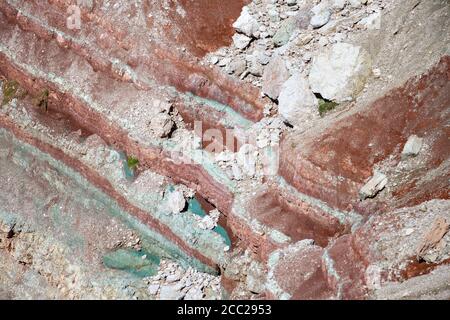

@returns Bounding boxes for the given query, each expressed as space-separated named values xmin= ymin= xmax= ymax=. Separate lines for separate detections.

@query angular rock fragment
xmin=417 ymin=217 xmax=450 ymax=263
xmin=359 ymin=171 xmax=388 ymax=200
xmin=262 ymin=56 xmax=290 ymax=100
xmin=332 ymin=0 xmax=347 ymax=12
xmin=310 ymin=2 xmax=332 ymax=29
xmin=227 ymin=57 xmax=247 ymax=76
xmin=245 ymin=261 xmax=266 ymax=294
xmin=232 ymin=33 xmax=252 ymax=50
xmin=273 ymin=12 xmax=310 ymax=47
xmin=150 ymin=113 xmax=174 ymax=138
xmin=358 ymin=11 xmax=382 ymax=30
xmin=148 ymin=284 xmax=160 ymax=295
xmin=233 ymin=6 xmax=259 ymax=38
xmin=184 ymin=287 xmax=204 ymax=300
xmin=159 ymin=284 xmax=185 ymax=300
xmin=402 ymin=135 xmax=423 ymax=159
xmin=165 ymin=190 xmax=186 ymax=214
xmin=349 ymin=0 xmax=365 ymax=9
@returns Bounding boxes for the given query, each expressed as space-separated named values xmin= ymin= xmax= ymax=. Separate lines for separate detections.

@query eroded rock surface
xmin=0 ymin=0 xmax=449 ymax=300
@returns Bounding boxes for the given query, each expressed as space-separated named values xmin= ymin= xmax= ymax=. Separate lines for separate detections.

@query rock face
xmin=309 ymin=43 xmax=372 ymax=102
xmin=278 ymin=73 xmax=318 ymax=127
xmin=267 ymin=200 xmax=450 ymax=300
xmin=1 ymin=0 xmax=450 ymax=302
xmin=262 ymin=56 xmax=290 ymax=100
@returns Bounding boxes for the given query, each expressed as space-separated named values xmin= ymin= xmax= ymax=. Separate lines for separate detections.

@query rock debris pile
xmin=144 ymin=260 xmax=222 ymax=300
xmin=204 ymin=0 xmax=387 ymax=127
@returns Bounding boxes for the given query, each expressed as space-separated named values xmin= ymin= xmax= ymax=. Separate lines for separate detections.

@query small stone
xmin=150 ymin=113 xmax=174 ymax=138
xmin=209 ymin=209 xmax=221 ymax=221
xmin=237 ymin=144 xmax=257 ymax=177
xmin=227 ymin=57 xmax=247 ymax=76
xmin=159 ymin=284 xmax=185 ymax=300
xmin=318 ymin=37 xmax=329 ymax=47
xmin=209 ymin=56 xmax=219 ymax=65
xmin=255 ymin=51 xmax=271 ymax=65
xmin=166 ymin=273 xmax=181 ymax=283
xmin=218 ymin=57 xmax=231 ymax=67
xmin=262 ymin=55 xmax=290 ymax=100
xmin=332 ymin=0 xmax=347 ymax=11
xmin=152 ymin=99 xmax=172 ymax=113
xmin=184 ymin=287 xmax=204 ymax=300
xmin=268 ymin=9 xmax=280 ymax=23
xmin=233 ymin=6 xmax=260 ymax=37
xmin=349 ymin=0 xmax=364 ymax=9
xmin=358 ymin=11 xmax=381 ymax=30
xmin=401 ymin=135 xmax=423 ymax=159
xmin=373 ymin=68 xmax=381 ymax=78
xmin=310 ymin=3 xmax=332 ymax=29
xmin=148 ymin=284 xmax=160 ymax=295
xmin=245 ymin=261 xmax=266 ymax=294
xmin=273 ymin=17 xmax=298 ymax=47
xmin=231 ymin=164 xmax=243 ymax=181
xmin=232 ymin=33 xmax=252 ymax=50
xmin=198 ymin=215 xmax=216 ymax=230
xmin=359 ymin=171 xmax=388 ymax=200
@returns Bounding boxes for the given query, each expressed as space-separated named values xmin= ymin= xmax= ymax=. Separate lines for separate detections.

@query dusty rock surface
xmin=0 ymin=0 xmax=449 ymax=300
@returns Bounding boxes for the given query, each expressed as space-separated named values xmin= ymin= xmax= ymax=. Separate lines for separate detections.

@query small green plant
xmin=127 ymin=156 xmax=139 ymax=170
xmin=318 ymin=99 xmax=339 ymax=117
xmin=36 ymin=89 xmax=50 ymax=111
xmin=1 ymin=80 xmax=20 ymax=106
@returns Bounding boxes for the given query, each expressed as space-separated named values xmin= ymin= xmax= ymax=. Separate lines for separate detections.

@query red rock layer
xmin=280 ymin=56 xmax=450 ymax=212
xmin=0 ymin=112 xmax=219 ymax=270
xmin=0 ymin=0 xmax=265 ymax=122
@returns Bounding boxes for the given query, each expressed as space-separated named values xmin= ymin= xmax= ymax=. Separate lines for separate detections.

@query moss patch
xmin=318 ymin=99 xmax=339 ymax=117
xmin=103 ymin=248 xmax=160 ymax=277
xmin=127 ymin=156 xmax=139 ymax=170
xmin=36 ymin=89 xmax=50 ymax=111
xmin=1 ymin=80 xmax=21 ymax=106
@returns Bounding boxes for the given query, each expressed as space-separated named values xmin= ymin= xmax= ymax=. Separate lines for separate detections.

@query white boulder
xmin=232 ymin=33 xmax=252 ymax=50
xmin=402 ymin=135 xmax=423 ymax=159
xmin=278 ymin=73 xmax=318 ymax=127
xmin=359 ymin=171 xmax=388 ymax=200
xmin=233 ymin=6 xmax=259 ymax=37
xmin=165 ymin=189 xmax=186 ymax=214
xmin=309 ymin=42 xmax=372 ymax=102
